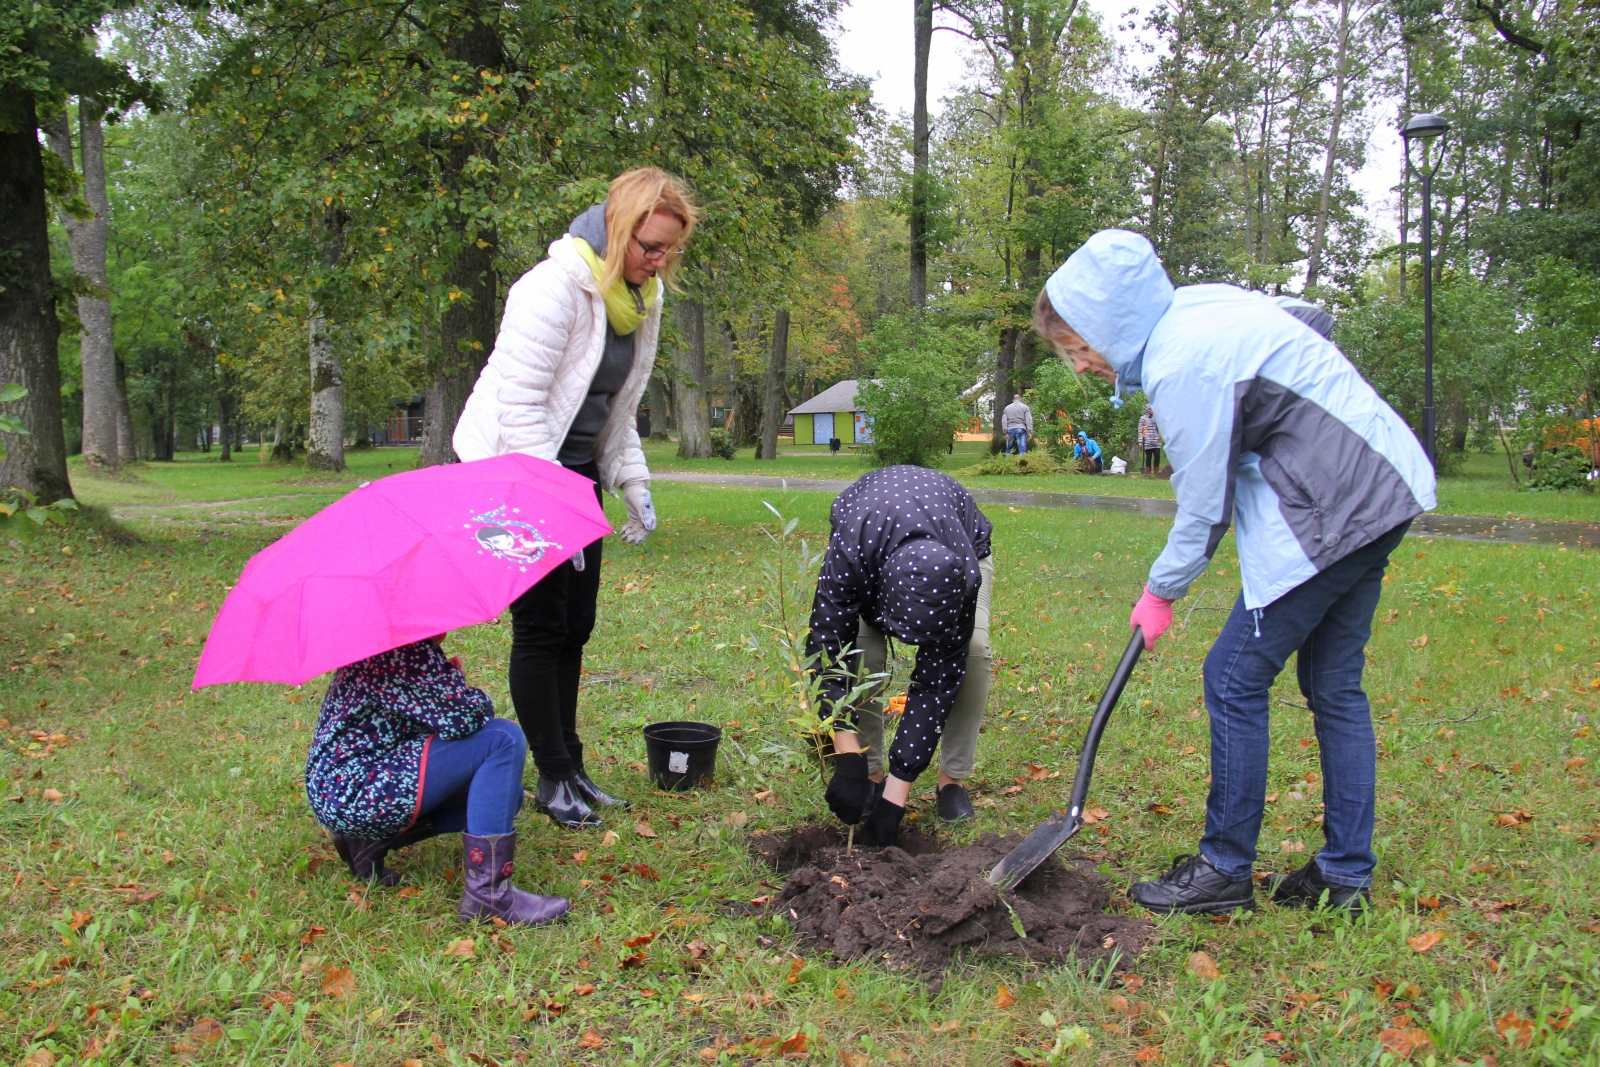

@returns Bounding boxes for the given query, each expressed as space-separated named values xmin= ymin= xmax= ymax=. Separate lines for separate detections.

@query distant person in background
xmin=1073 ymin=431 xmax=1103 ymax=473
xmin=1139 ymin=406 xmax=1163 ymax=473
xmin=1002 ymin=394 xmax=1033 ymax=455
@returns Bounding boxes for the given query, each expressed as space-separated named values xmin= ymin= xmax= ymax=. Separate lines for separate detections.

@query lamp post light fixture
xmin=1401 ymin=112 xmax=1450 ymax=467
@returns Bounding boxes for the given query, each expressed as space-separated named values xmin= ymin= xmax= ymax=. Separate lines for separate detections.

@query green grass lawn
xmin=647 ymin=440 xmax=1600 ymax=523
xmin=4 ymin=459 xmax=1599 ymax=1065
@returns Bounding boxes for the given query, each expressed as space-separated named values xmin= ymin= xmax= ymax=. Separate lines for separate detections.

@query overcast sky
xmin=831 ymin=1 xmax=1404 ymax=247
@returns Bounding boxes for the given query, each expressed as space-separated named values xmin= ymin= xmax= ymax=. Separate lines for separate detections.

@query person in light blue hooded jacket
xmin=1035 ymin=230 xmax=1435 ymax=915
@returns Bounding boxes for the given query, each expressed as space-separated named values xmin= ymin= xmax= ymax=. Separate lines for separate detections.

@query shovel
xmin=987 ymin=627 xmax=1145 ymax=892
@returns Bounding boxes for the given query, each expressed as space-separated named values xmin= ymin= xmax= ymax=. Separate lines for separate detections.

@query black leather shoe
xmin=533 ymin=777 xmax=603 ymax=829
xmin=1268 ymin=859 xmax=1370 ymax=913
xmin=858 ymin=797 xmax=906 ymax=849
xmin=936 ymin=783 xmax=975 ymax=823
xmin=1130 ymin=854 xmax=1256 ymax=915
xmin=573 ymin=768 xmax=630 ymax=810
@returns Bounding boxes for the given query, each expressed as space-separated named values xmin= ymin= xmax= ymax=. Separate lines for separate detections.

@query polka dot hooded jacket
xmin=805 ymin=466 xmax=993 ymax=781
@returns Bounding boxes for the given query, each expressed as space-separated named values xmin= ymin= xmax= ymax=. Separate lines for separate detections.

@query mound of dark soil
xmin=753 ymin=827 xmax=1152 ymax=976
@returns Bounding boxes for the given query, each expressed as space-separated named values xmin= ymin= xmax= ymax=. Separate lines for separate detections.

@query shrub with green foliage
xmin=708 ymin=427 xmax=738 ymax=461
xmin=856 ymin=316 xmax=976 ymax=468
xmin=959 ymin=451 xmax=1064 ymax=476
xmin=1025 ymin=362 xmax=1145 ymax=463
xmin=1527 ymin=445 xmax=1596 ymax=492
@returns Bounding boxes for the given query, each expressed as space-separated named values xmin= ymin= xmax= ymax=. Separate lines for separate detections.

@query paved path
xmin=653 ymin=472 xmax=1599 ymax=549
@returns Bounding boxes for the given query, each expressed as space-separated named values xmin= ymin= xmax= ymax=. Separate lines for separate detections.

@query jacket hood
xmin=568 ymin=202 xmax=609 ymax=257
xmin=1043 ymin=229 xmax=1174 ymax=388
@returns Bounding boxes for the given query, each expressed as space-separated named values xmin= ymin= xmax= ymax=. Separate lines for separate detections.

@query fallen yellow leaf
xmin=443 ymin=938 xmax=476 ymax=958
xmin=634 ymin=820 xmax=658 ymax=839
xmin=995 ymin=984 xmax=1018 ymax=1008
xmin=1407 ymin=931 xmax=1444 ymax=953
xmin=1186 ymin=952 xmax=1222 ymax=981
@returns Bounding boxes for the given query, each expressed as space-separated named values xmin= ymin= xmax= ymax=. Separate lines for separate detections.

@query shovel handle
xmin=1064 ymin=628 xmax=1145 ymax=824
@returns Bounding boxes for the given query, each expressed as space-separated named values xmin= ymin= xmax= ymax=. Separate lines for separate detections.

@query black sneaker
xmin=1129 ymin=854 xmax=1256 ymax=915
xmin=936 ymin=783 xmax=975 ymax=824
xmin=1267 ymin=859 xmax=1370 ymax=913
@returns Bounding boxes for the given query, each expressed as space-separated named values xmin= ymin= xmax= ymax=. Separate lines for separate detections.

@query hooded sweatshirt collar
xmin=1043 ymin=229 xmax=1175 ymax=390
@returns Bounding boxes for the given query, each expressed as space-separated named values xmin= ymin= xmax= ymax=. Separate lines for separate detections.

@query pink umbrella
xmin=193 ymin=454 xmax=612 ymax=688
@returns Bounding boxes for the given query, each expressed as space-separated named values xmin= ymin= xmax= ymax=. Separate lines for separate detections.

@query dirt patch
xmin=753 ymin=827 xmax=1152 ymax=977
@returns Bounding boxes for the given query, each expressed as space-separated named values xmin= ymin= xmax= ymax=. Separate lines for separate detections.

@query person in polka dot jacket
xmin=806 ymin=465 xmax=996 ymax=847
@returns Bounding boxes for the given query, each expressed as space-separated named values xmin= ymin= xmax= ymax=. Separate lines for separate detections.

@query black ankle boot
xmin=534 ymin=777 xmax=603 ymax=829
xmin=573 ymin=767 xmax=629 ymax=810
xmin=1129 ymin=853 xmax=1256 ymax=915
xmin=936 ymin=783 xmax=975 ymax=824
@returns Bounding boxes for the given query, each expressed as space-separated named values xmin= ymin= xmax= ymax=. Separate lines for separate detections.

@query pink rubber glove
xmin=1129 ymin=588 xmax=1176 ymax=650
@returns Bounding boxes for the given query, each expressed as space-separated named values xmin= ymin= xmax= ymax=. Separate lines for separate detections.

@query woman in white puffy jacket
xmin=454 ymin=167 xmax=698 ymax=830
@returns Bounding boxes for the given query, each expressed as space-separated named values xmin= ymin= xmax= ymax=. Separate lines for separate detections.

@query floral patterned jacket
xmin=304 ymin=641 xmax=494 ymax=838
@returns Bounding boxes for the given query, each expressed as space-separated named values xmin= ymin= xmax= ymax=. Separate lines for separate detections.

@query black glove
xmin=859 ymin=797 xmax=906 ymax=849
xmin=825 ymin=753 xmax=872 ymax=825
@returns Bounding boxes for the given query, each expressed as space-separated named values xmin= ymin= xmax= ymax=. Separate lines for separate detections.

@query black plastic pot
xmin=641 ymin=721 xmax=722 ymax=791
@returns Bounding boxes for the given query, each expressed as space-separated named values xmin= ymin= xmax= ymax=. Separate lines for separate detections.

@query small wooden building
xmin=788 ymin=380 xmax=872 ymax=445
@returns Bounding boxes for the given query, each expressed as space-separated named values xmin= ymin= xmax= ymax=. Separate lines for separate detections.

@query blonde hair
xmin=600 ymin=167 xmax=699 ymax=293
xmin=1033 ymin=287 xmax=1069 ymax=347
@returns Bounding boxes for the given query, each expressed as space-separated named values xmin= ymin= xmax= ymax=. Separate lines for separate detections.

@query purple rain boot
xmin=457 ymin=831 xmax=570 ymax=926
xmin=330 ymin=819 xmax=434 ymax=887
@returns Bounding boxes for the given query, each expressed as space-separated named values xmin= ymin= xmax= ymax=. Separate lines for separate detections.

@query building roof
xmin=788 ymin=379 xmax=862 ymax=415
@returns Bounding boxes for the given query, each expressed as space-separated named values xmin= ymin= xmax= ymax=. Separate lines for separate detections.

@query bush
xmin=856 ymin=316 xmax=976 ymax=468
xmin=958 ymin=451 xmax=1063 ymax=476
xmin=708 ymin=427 xmax=737 ymax=460
xmin=1025 ymin=360 xmax=1144 ymax=463
xmin=1527 ymin=445 xmax=1596 ymax=492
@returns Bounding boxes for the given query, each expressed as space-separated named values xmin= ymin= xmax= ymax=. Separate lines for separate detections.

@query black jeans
xmin=508 ymin=461 xmax=604 ymax=779
xmin=1143 ymin=447 xmax=1161 ymax=472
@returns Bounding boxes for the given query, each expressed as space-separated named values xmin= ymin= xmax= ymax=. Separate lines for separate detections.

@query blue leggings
xmin=417 ymin=718 xmax=527 ymax=836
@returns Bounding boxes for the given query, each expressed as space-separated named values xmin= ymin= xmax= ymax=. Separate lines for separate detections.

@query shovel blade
xmin=987 ymin=811 xmax=1083 ymax=892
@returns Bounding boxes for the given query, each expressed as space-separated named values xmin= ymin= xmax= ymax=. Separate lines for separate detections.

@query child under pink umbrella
xmin=304 ymin=635 xmax=566 ymax=926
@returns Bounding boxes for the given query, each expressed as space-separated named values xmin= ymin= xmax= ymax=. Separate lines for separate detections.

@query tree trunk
xmin=647 ymin=371 xmax=672 ymax=439
xmin=0 ymin=98 xmax=73 ymax=504
xmin=759 ymin=308 xmax=790 ymax=460
xmin=218 ymin=389 xmax=234 ymax=462
xmin=989 ymin=328 xmax=1016 ymax=453
xmin=43 ymin=106 xmax=119 ymax=471
xmin=909 ymin=0 xmax=934 ymax=311
xmin=419 ymin=3 xmax=504 ymax=468
xmin=113 ymin=356 xmax=137 ymax=461
xmin=1304 ymin=0 xmax=1351 ymax=290
xmin=673 ymin=299 xmax=713 ymax=458
xmin=307 ymin=206 xmax=347 ymax=471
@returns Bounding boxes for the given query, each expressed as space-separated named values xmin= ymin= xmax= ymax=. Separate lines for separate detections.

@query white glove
xmin=620 ymin=483 xmax=656 ymax=545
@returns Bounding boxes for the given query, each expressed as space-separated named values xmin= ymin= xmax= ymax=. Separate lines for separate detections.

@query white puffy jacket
xmin=452 ymin=234 xmax=656 ymax=493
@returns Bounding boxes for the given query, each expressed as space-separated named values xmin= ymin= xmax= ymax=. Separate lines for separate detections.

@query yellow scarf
xmin=572 ymin=237 xmax=659 ymax=336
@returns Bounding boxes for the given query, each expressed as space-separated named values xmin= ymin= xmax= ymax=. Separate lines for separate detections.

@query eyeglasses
xmin=632 ymin=234 xmax=682 ymax=263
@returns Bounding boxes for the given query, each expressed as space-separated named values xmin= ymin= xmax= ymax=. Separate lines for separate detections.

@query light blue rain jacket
xmin=1045 ymin=230 xmax=1436 ymax=610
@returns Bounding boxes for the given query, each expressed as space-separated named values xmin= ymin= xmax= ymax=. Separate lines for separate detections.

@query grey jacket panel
xmin=1238 ymin=378 xmax=1425 ymax=571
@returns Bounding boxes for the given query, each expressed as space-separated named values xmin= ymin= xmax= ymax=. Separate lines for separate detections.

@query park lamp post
xmin=1401 ymin=112 xmax=1451 ymax=467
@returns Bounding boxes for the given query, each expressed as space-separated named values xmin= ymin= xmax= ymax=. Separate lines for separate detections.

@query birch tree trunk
xmin=0 ymin=99 xmax=73 ymax=503
xmin=43 ymin=106 xmax=119 ymax=470
xmin=1304 ymin=0 xmax=1352 ymax=290
xmin=673 ymin=299 xmax=713 ymax=459
xmin=758 ymin=308 xmax=789 ymax=460
xmin=306 ymin=207 xmax=347 ymax=471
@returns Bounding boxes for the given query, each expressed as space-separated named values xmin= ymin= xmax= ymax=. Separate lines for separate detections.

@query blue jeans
xmin=1199 ymin=521 xmax=1409 ymax=888
xmin=418 ymin=718 xmax=527 ymax=836
xmin=1006 ymin=428 xmax=1028 ymax=455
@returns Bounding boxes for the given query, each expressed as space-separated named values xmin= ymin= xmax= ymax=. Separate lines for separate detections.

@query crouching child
xmin=304 ymin=636 xmax=568 ymax=926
